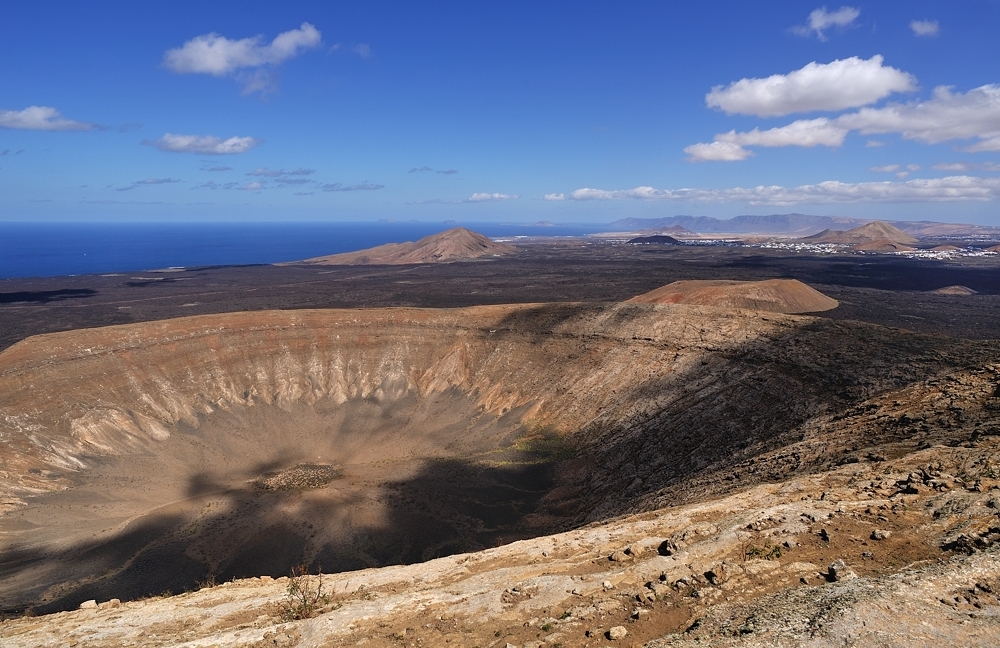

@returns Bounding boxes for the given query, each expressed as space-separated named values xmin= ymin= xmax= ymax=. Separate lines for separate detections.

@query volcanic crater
xmin=3 ymin=276 xmax=1000 ymax=643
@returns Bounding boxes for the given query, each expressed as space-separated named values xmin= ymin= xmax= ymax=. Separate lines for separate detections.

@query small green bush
xmin=281 ymin=564 xmax=330 ymax=621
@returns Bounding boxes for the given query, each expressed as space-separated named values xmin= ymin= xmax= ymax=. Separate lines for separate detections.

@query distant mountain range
xmin=608 ymin=214 xmax=1000 ymax=238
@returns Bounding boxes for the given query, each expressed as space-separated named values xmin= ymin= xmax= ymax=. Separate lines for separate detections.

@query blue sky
xmin=2 ymin=1 xmax=1000 ymax=223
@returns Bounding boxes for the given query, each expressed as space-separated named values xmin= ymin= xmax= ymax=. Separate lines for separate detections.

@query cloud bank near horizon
xmin=566 ymin=176 xmax=1000 ymax=205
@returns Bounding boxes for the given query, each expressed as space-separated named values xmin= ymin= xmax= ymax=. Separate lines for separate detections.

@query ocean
xmin=0 ymin=221 xmax=608 ymax=280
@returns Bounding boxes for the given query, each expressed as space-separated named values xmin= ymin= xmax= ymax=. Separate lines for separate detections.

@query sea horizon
xmin=0 ymin=220 xmax=610 ymax=280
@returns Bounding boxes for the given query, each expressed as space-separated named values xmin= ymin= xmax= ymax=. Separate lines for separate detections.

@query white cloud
xmin=320 ymin=182 xmax=384 ymax=191
xmin=247 ymin=167 xmax=314 ymax=177
xmin=717 ymin=118 xmax=849 ymax=147
xmin=467 ymin=192 xmax=518 ymax=202
xmin=352 ymin=43 xmax=373 ymax=58
xmin=792 ymin=6 xmax=860 ymax=40
xmin=688 ymin=119 xmax=847 ymax=161
xmin=0 ymin=106 xmax=96 ymax=131
xmin=692 ymin=84 xmax=1000 ymax=160
xmin=238 ymin=181 xmax=265 ymax=191
xmin=706 ymin=56 xmax=916 ymax=117
xmin=408 ymin=166 xmax=459 ymax=174
xmin=932 ymin=161 xmax=1000 ymax=172
xmin=865 ymin=140 xmax=886 ymax=147
xmin=135 ymin=177 xmax=181 ymax=184
xmin=836 ymin=84 xmax=1000 ymax=148
xmin=544 ymin=193 xmax=565 ymax=201
xmin=569 ymin=176 xmax=1000 ymax=205
xmin=910 ymin=20 xmax=940 ymax=37
xmin=164 ymin=23 xmax=321 ymax=75
xmin=571 ymin=187 xmax=672 ymax=201
xmin=684 ymin=141 xmax=753 ymax=162
xmin=117 ymin=177 xmax=181 ymax=191
xmin=963 ymin=134 xmax=1000 ymax=153
xmin=237 ymin=69 xmax=277 ymax=96
xmin=143 ymin=133 xmax=261 ymax=154
xmin=885 ymin=163 xmax=922 ymax=178
xmin=163 ymin=23 xmax=320 ymax=94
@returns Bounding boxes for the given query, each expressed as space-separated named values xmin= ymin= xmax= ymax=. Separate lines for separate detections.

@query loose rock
xmin=828 ymin=559 xmax=857 ymax=582
xmin=607 ymin=625 xmax=628 ymax=640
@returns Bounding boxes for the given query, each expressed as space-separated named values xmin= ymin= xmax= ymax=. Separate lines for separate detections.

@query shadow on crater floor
xmin=0 ymin=404 xmax=567 ymax=615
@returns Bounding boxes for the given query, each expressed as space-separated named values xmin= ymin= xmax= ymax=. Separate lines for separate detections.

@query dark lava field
xmin=2 ymin=239 xmax=1000 ymax=353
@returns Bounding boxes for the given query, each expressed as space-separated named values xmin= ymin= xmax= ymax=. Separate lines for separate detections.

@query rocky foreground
xmin=2 ymin=437 xmax=999 ymax=647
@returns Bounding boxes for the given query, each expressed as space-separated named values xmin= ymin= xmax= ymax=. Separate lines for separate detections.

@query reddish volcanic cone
xmin=627 ymin=279 xmax=839 ymax=313
xmin=294 ymin=228 xmax=517 ymax=265
xmin=801 ymin=221 xmax=918 ymax=246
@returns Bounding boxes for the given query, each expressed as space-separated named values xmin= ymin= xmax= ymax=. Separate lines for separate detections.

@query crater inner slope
xmin=2 ymin=302 xmax=997 ymax=614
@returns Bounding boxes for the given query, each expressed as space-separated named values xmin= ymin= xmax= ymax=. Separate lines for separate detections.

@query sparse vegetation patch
xmin=252 ymin=463 xmax=341 ymax=493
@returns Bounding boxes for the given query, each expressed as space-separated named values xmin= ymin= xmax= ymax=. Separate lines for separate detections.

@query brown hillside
xmin=931 ymin=285 xmax=978 ymax=295
xmin=854 ymin=239 xmax=917 ymax=252
xmin=626 ymin=278 xmax=839 ymax=313
xmin=293 ymin=227 xmax=516 ymax=265
xmin=801 ymin=220 xmax=919 ymax=245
